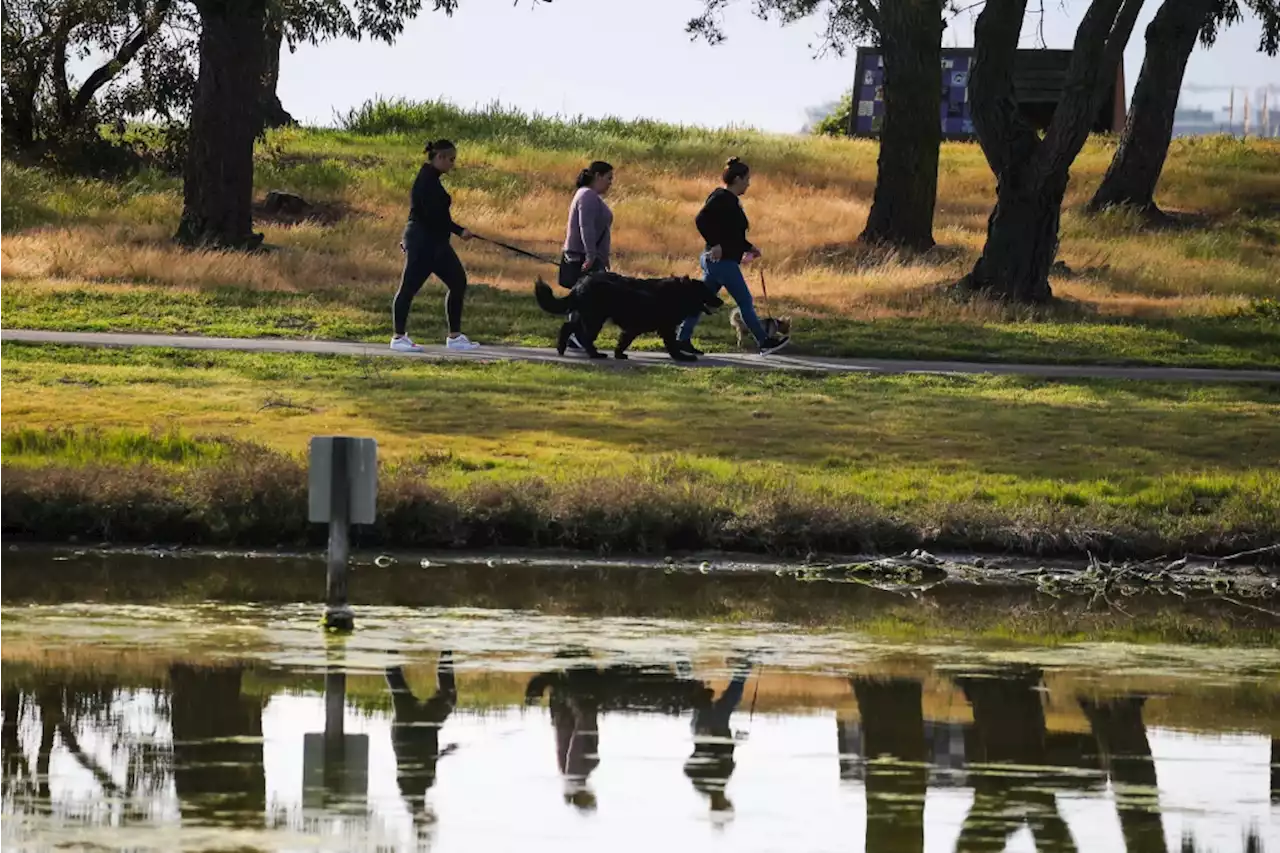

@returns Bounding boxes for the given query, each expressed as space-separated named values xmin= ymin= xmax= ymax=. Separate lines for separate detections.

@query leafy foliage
xmin=687 ymin=0 xmax=880 ymax=53
xmin=810 ymin=88 xmax=853 ymax=135
xmin=1201 ymin=0 xmax=1280 ymax=54
xmin=1 ymin=0 xmax=196 ymax=155
xmin=0 ymin=0 xmax=481 ymax=167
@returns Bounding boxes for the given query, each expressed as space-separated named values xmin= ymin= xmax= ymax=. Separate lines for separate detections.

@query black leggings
xmin=394 ymin=227 xmax=467 ymax=336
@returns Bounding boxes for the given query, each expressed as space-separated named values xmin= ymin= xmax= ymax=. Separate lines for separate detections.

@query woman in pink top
xmin=559 ymin=160 xmax=614 ymax=288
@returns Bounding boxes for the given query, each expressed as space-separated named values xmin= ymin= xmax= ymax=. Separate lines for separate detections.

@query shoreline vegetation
xmin=3 ymin=344 xmax=1279 ymax=564
xmin=2 ymin=102 xmax=1278 ymax=573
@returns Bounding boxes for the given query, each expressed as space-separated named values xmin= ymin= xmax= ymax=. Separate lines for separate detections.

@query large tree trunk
xmin=955 ymin=668 xmax=1080 ymax=851
xmin=859 ymin=0 xmax=944 ymax=251
xmin=175 ymin=0 xmax=268 ymax=249
xmin=169 ymin=665 xmax=265 ymax=822
xmin=960 ymin=0 xmax=1144 ymax=302
xmin=259 ymin=20 xmax=296 ymax=134
xmin=968 ymin=172 xmax=1066 ymax=303
xmin=1081 ymin=696 xmax=1168 ymax=853
xmin=1 ymin=45 xmax=48 ymax=152
xmin=1272 ymin=737 xmax=1278 ymax=803
xmin=852 ymin=677 xmax=927 ymax=853
xmin=1087 ymin=0 xmax=1215 ymax=216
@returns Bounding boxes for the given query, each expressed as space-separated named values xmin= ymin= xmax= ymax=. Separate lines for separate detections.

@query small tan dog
xmin=730 ymin=308 xmax=792 ymax=349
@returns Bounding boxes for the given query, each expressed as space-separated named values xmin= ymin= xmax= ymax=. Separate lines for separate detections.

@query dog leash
xmin=758 ymin=269 xmax=774 ymax=317
xmin=399 ymin=233 xmax=560 ymax=267
xmin=474 ymin=234 xmax=561 ymax=267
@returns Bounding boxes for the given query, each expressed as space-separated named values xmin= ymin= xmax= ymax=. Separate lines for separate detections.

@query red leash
xmin=758 ymin=269 xmax=773 ymax=317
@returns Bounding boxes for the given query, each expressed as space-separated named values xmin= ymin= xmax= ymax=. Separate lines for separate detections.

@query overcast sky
xmin=276 ymin=0 xmax=1279 ymax=133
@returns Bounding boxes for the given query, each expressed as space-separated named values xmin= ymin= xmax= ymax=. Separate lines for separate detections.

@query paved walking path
xmin=4 ymin=329 xmax=1279 ymax=383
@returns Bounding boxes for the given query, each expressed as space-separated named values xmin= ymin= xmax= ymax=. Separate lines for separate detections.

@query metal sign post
xmin=308 ymin=436 xmax=377 ymax=632
xmin=303 ymin=652 xmax=370 ymax=818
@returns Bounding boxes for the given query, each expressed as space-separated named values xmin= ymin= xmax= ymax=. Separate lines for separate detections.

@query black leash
xmin=399 ymin=233 xmax=560 ymax=267
xmin=474 ymin=234 xmax=560 ymax=267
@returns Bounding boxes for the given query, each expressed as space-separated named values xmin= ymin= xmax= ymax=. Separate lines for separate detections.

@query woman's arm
xmin=578 ymin=192 xmax=604 ymax=266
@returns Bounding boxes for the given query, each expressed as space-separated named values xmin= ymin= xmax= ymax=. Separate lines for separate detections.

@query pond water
xmin=2 ymin=551 xmax=1278 ymax=852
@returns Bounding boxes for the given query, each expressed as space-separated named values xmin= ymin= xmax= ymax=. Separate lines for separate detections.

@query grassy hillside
xmin=3 ymin=100 xmax=1279 ymax=367
xmin=4 ymin=103 xmax=1280 ymax=559
xmin=5 ymin=343 xmax=1279 ymax=559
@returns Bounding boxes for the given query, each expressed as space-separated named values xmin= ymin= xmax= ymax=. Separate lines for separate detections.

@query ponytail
xmin=576 ymin=160 xmax=614 ymax=189
xmin=424 ymin=138 xmax=457 ymax=159
xmin=722 ymin=157 xmax=749 ymax=185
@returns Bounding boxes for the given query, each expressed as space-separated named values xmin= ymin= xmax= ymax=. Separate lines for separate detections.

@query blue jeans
xmin=678 ymin=255 xmax=769 ymax=344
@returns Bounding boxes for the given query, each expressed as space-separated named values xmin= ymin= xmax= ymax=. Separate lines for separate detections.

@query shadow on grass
xmin=5 ymin=273 xmax=1280 ymax=369
xmin=341 ymin=374 xmax=1280 ymax=482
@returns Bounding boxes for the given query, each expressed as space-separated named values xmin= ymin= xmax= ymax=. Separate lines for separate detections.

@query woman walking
xmin=678 ymin=158 xmax=789 ymax=356
xmin=559 ymin=160 xmax=615 ymax=287
xmin=558 ymin=160 xmax=614 ymax=352
xmin=391 ymin=138 xmax=480 ymax=352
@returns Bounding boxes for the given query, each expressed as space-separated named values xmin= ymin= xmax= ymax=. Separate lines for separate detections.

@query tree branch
xmin=1037 ymin=0 xmax=1143 ymax=180
xmin=50 ymin=12 xmax=74 ymax=125
xmin=969 ymin=0 xmax=1037 ymax=177
xmin=854 ymin=0 xmax=881 ymax=30
xmin=69 ymin=0 xmax=176 ymax=123
xmin=57 ymin=722 xmax=125 ymax=799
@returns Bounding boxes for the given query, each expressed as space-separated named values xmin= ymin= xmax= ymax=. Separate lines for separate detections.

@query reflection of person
xmin=684 ymin=658 xmax=752 ymax=813
xmin=385 ymin=652 xmax=457 ymax=821
xmin=527 ymin=655 xmax=711 ymax=813
xmin=551 ymin=684 xmax=600 ymax=811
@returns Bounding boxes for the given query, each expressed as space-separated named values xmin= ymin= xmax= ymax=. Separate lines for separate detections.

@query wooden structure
xmin=848 ymin=47 xmax=1126 ymax=142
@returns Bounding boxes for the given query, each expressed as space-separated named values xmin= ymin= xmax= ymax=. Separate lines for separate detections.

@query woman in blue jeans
xmin=678 ymin=157 xmax=790 ymax=356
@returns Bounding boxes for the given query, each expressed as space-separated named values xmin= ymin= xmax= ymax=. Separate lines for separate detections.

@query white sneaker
xmin=446 ymin=333 xmax=481 ymax=351
xmin=390 ymin=336 xmax=424 ymax=353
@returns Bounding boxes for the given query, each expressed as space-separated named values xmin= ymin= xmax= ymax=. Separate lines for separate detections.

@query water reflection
xmin=3 ymin=648 xmax=1278 ymax=852
xmin=386 ymin=652 xmax=456 ymax=822
xmin=169 ymin=665 xmax=266 ymax=826
xmin=685 ymin=657 xmax=752 ymax=815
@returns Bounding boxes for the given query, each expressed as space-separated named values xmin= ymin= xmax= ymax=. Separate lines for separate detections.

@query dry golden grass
xmin=3 ymin=114 xmax=1277 ymax=367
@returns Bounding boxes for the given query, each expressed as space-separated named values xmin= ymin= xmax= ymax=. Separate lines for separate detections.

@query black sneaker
xmin=759 ymin=335 xmax=790 ymax=355
xmin=678 ymin=341 xmax=705 ymax=356
xmin=566 ymin=332 xmax=584 ymax=352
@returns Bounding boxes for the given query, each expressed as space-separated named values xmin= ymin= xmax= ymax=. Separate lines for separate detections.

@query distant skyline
xmin=277 ymin=0 xmax=1280 ymax=133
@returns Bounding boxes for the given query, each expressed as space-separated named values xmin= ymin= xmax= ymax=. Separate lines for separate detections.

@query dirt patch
xmin=252 ymin=194 xmax=355 ymax=227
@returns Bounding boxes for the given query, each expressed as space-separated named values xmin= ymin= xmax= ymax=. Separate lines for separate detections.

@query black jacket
xmin=408 ymin=164 xmax=464 ymax=240
xmin=695 ymin=187 xmax=755 ymax=263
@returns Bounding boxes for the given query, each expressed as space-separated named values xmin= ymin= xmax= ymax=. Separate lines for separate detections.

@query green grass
xmin=3 ymin=101 xmax=1278 ymax=369
xmin=4 ymin=343 xmax=1278 ymax=558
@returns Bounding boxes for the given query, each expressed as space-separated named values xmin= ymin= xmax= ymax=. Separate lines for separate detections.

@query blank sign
xmin=308 ymin=436 xmax=377 ymax=525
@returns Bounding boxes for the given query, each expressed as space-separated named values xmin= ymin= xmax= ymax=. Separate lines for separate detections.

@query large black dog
xmin=535 ymin=272 xmax=723 ymax=362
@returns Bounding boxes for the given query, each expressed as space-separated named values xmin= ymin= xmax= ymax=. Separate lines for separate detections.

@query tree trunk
xmin=852 ymin=678 xmax=927 ymax=853
xmin=955 ymin=668 xmax=1080 ymax=852
xmin=967 ymin=168 xmax=1067 ymax=302
xmin=1272 ymin=737 xmax=1278 ymax=803
xmin=1 ymin=47 xmax=46 ymax=152
xmin=259 ymin=20 xmax=296 ymax=134
xmin=859 ymin=0 xmax=944 ymax=251
xmin=960 ymin=0 xmax=1143 ymax=302
xmin=169 ymin=665 xmax=265 ymax=822
xmin=1087 ymin=0 xmax=1215 ymax=216
xmin=175 ymin=0 xmax=268 ymax=249
xmin=1080 ymin=696 xmax=1167 ymax=853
